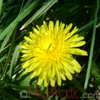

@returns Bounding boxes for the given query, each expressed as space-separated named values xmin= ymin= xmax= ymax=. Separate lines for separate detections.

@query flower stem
xmin=81 ymin=0 xmax=99 ymax=100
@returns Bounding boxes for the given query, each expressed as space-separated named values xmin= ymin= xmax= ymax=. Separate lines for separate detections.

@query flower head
xmin=20 ymin=20 xmax=88 ymax=87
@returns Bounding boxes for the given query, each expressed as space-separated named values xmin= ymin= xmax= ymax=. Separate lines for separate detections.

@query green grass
xmin=0 ymin=0 xmax=100 ymax=100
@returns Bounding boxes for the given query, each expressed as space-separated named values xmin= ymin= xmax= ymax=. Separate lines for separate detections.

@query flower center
xmin=41 ymin=37 xmax=63 ymax=62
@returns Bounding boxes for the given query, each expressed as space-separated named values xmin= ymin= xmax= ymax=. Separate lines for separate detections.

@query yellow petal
xmin=64 ymin=68 xmax=73 ymax=80
xmin=40 ymin=70 xmax=47 ymax=79
xmin=59 ymin=70 xmax=66 ymax=80
xmin=72 ymin=36 xmax=84 ymax=41
xmin=49 ymin=21 xmax=54 ymax=33
xmin=63 ymin=25 xmax=67 ymax=35
xmin=56 ymin=68 xmax=61 ymax=86
xmin=19 ymin=49 xmax=28 ymax=53
xmin=36 ymin=25 xmax=40 ymax=30
xmin=54 ymin=20 xmax=59 ymax=34
xmin=38 ymin=70 xmax=47 ymax=86
xmin=61 ymin=58 xmax=75 ymax=74
xmin=51 ymin=66 xmax=56 ymax=78
xmin=43 ymin=21 xmax=48 ymax=32
xmin=25 ymin=62 xmax=40 ymax=72
xmin=70 ymin=26 xmax=78 ymax=36
xmin=65 ymin=34 xmax=78 ymax=44
xmin=69 ymin=41 xmax=86 ymax=47
xmin=30 ymin=71 xmax=36 ymax=78
xmin=24 ymin=36 xmax=33 ymax=45
xmin=21 ymin=56 xmax=32 ymax=61
xmin=64 ymin=58 xmax=81 ymax=73
xmin=65 ymin=27 xmax=78 ymax=40
xmin=48 ymin=68 xmax=51 ymax=78
xmin=67 ymin=48 xmax=88 ymax=56
xmin=59 ymin=22 xmax=65 ymax=34
xmin=72 ymin=59 xmax=82 ymax=72
xmin=37 ymin=76 xmax=43 ymax=85
xmin=21 ymin=60 xmax=31 ymax=68
xmin=73 ymin=67 xmax=81 ymax=73
xmin=32 ymin=27 xmax=39 ymax=34
xmin=63 ymin=62 xmax=75 ymax=74
xmin=64 ymin=23 xmax=73 ymax=35
xmin=20 ymin=43 xmax=28 ymax=49
xmin=51 ymin=77 xmax=55 ymax=87
xmin=29 ymin=32 xmax=36 ymax=41
xmin=56 ymin=61 xmax=64 ymax=70
xmin=44 ymin=74 xmax=49 ymax=87
xmin=36 ymin=68 xmax=42 ymax=76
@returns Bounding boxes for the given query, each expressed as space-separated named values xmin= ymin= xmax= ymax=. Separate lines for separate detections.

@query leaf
xmin=91 ymin=61 xmax=100 ymax=89
xmin=0 ymin=28 xmax=14 ymax=52
xmin=20 ymin=0 xmax=57 ymax=30
xmin=0 ymin=0 xmax=43 ymax=41
xmin=0 ymin=55 xmax=7 ymax=63
xmin=9 ymin=45 xmax=20 ymax=78
xmin=0 ymin=0 xmax=3 ymax=16
xmin=91 ymin=61 xmax=100 ymax=79
xmin=19 ymin=74 xmax=32 ymax=86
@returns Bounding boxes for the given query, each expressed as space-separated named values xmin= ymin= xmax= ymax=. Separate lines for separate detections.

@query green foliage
xmin=0 ymin=0 xmax=100 ymax=100
xmin=91 ymin=61 xmax=100 ymax=88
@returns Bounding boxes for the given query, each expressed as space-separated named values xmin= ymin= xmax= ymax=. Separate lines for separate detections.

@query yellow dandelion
xmin=20 ymin=20 xmax=88 ymax=87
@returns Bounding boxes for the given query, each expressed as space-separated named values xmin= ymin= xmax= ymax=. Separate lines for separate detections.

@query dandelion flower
xmin=20 ymin=20 xmax=88 ymax=87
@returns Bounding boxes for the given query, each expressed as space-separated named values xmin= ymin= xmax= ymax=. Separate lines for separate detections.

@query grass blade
xmin=0 ymin=28 xmax=14 ymax=52
xmin=20 ymin=0 xmax=57 ymax=30
xmin=9 ymin=45 xmax=20 ymax=79
xmin=81 ymin=0 xmax=99 ymax=100
xmin=77 ymin=17 xmax=100 ymax=33
xmin=0 ymin=0 xmax=3 ymax=16
xmin=2 ymin=26 xmax=17 ymax=80
xmin=0 ymin=0 xmax=43 ymax=41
